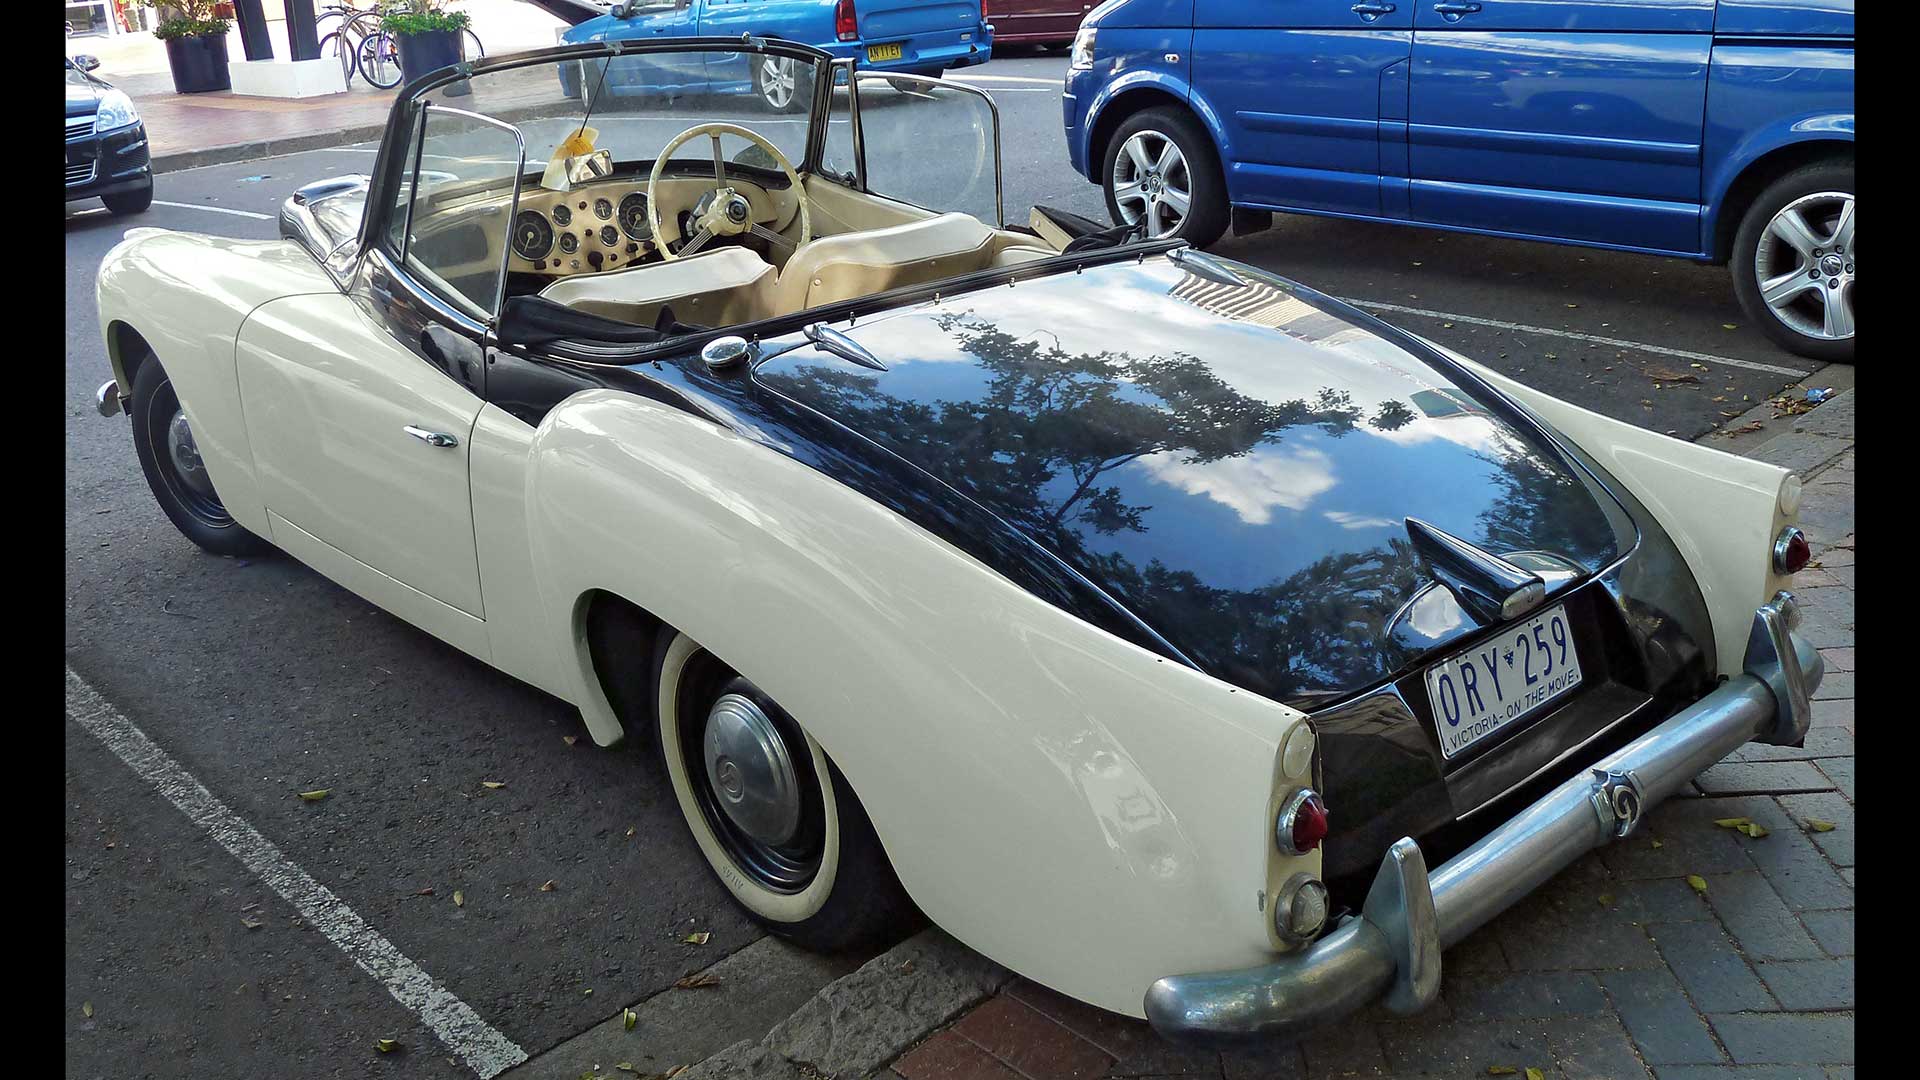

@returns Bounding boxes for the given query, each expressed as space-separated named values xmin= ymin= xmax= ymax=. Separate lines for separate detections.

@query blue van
xmin=556 ymin=0 xmax=993 ymax=111
xmin=1062 ymin=0 xmax=1854 ymax=359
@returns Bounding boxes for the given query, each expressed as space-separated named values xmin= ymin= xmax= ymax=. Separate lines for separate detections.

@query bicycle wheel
xmin=319 ymin=30 xmax=358 ymax=88
xmin=359 ymin=31 xmax=403 ymax=89
xmin=460 ymin=28 xmax=484 ymax=60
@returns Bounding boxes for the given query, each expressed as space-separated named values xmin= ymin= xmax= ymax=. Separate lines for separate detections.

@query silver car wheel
xmin=1755 ymin=190 xmax=1854 ymax=341
xmin=759 ymin=56 xmax=797 ymax=110
xmin=1111 ymin=129 xmax=1192 ymax=238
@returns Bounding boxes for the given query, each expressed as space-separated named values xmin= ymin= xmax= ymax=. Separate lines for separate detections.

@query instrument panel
xmin=507 ymin=175 xmax=799 ymax=277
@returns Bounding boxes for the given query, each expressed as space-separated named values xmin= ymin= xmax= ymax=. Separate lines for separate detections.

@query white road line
xmin=154 ymin=200 xmax=275 ymax=221
xmin=65 ymin=668 xmax=530 ymax=1078
xmin=948 ymin=73 xmax=1064 ymax=85
xmin=1347 ymin=299 xmax=1811 ymax=378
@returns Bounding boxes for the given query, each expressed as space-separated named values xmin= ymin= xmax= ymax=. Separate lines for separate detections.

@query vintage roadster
xmin=93 ymin=39 xmax=1823 ymax=1041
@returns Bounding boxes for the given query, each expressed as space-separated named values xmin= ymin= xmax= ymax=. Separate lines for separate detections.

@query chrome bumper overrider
xmin=1145 ymin=592 xmax=1821 ymax=1040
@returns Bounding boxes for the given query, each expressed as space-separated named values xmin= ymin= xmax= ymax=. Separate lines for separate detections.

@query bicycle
xmin=354 ymin=3 xmax=485 ymax=91
xmin=316 ymin=2 xmax=383 ymax=88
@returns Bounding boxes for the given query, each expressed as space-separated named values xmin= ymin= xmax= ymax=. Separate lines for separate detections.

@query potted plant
xmin=154 ymin=1 xmax=233 ymax=94
xmin=382 ymin=1 xmax=473 ymax=93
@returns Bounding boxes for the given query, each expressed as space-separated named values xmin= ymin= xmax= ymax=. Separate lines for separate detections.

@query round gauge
xmin=558 ymin=232 xmax=579 ymax=255
xmin=552 ymin=203 xmax=572 ymax=227
xmin=600 ymin=224 xmax=619 ymax=247
xmin=511 ymin=210 xmax=554 ymax=261
xmin=594 ymin=197 xmax=614 ymax=221
xmin=619 ymin=192 xmax=651 ymax=240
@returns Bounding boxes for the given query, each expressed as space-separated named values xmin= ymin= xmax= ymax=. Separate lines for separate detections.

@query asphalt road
xmin=65 ymin=46 xmax=1840 ymax=1079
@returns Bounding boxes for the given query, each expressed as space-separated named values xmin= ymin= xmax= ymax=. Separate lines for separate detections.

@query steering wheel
xmin=647 ymin=122 xmax=811 ymax=261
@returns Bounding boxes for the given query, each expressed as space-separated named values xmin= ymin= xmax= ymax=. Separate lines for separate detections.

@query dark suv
xmin=66 ymin=55 xmax=153 ymax=215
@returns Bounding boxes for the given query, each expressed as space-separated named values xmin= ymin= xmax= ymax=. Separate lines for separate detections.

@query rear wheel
xmin=129 ymin=355 xmax=269 ymax=557
xmin=1730 ymin=162 xmax=1854 ymax=363
xmin=652 ymin=630 xmax=914 ymax=951
xmin=359 ymin=32 xmax=403 ymax=90
xmin=1101 ymin=106 xmax=1228 ymax=247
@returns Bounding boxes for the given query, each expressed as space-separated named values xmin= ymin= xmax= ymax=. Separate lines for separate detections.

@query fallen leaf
xmin=1597 ymin=893 xmax=1614 ymax=907
xmin=623 ymin=1007 xmax=638 ymax=1032
xmin=454 ymin=890 xmax=465 ymax=907
xmin=667 ymin=1067 xmax=688 ymax=1079
xmin=416 ymin=887 xmax=435 ymax=896
xmin=541 ymin=880 xmax=558 ymax=892
xmin=682 ymin=932 xmax=711 ymax=945
xmin=1565 ymin=303 xmax=1578 ymax=308
xmin=563 ymin=735 xmax=579 ymax=747
xmin=482 ymin=781 xmax=507 ymax=790
xmin=1807 ymin=819 xmax=1837 ymax=833
xmin=625 ymin=827 xmax=637 ymax=839
xmin=1738 ymin=823 xmax=1770 ymax=839
xmin=1526 ymin=1070 xmax=1545 ymax=1080
xmin=616 ymin=1065 xmax=639 ymax=1075
xmin=1687 ymin=874 xmax=1708 ymax=894
xmin=1487 ymin=1068 xmax=1516 ymax=1077
xmin=584 ymin=988 xmax=593 ymax=996
xmin=1647 ymin=366 xmax=1700 ymax=383
xmin=82 ymin=1001 xmax=93 ymax=1018
xmin=298 ymin=789 xmax=331 ymax=802
xmin=1723 ymin=323 xmax=1738 ymax=330
xmin=1713 ymin=817 xmax=1753 ymax=829
xmin=376 ymin=1038 xmax=400 ymax=1053
xmin=675 ymin=972 xmax=722 ymax=990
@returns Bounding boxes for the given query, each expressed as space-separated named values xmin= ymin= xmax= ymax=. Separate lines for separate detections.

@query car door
xmin=1404 ymin=0 xmax=1714 ymax=253
xmin=1189 ymin=0 xmax=1413 ymax=218
xmin=235 ymin=104 xmax=524 ymax=639
xmin=599 ymin=0 xmax=706 ymax=94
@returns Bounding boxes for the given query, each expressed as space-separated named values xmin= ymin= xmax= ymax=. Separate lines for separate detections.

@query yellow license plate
xmin=867 ymin=42 xmax=904 ymax=62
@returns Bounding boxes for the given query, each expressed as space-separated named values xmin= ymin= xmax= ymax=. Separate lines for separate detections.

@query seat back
xmin=773 ymin=213 xmax=998 ymax=313
xmin=538 ymin=246 xmax=775 ymax=328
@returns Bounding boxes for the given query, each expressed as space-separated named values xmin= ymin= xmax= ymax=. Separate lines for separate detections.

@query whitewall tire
xmin=651 ymin=630 xmax=914 ymax=949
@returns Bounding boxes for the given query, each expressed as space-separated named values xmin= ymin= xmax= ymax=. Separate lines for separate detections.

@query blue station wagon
xmin=1062 ymin=0 xmax=1855 ymax=360
xmin=555 ymin=0 xmax=993 ymax=111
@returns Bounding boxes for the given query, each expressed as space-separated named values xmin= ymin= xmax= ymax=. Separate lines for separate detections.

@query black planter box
xmin=395 ymin=28 xmax=470 ymax=96
xmin=165 ymin=33 xmax=232 ymax=94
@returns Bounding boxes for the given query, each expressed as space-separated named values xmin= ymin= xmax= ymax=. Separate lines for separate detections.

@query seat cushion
xmin=773 ymin=212 xmax=998 ymax=313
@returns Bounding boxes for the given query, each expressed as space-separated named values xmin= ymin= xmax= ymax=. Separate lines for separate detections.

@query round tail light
xmin=1277 ymin=788 xmax=1328 ymax=856
xmin=1274 ymin=872 xmax=1330 ymax=944
xmin=1773 ymin=526 xmax=1811 ymax=575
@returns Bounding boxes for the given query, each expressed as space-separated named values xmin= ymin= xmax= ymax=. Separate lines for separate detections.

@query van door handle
xmin=404 ymin=426 xmax=459 ymax=448
xmin=1351 ymin=2 xmax=1396 ymax=18
xmin=1432 ymin=1 xmax=1481 ymax=18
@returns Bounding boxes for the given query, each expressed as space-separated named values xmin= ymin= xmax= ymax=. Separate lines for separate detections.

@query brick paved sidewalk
xmin=881 ymin=445 xmax=1856 ymax=1080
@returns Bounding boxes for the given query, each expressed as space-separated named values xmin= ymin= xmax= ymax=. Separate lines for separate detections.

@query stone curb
xmin=153 ymin=124 xmax=391 ymax=174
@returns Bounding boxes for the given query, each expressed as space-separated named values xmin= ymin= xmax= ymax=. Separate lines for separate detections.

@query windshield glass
xmin=404 ymin=46 xmax=822 ymax=194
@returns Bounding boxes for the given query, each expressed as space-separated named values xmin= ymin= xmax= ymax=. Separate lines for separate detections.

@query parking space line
xmin=153 ymin=200 xmax=275 ymax=221
xmin=65 ymin=668 xmax=530 ymax=1078
xmin=1348 ymin=298 xmax=1810 ymax=378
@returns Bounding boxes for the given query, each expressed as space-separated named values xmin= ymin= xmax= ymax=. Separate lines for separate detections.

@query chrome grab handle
xmin=404 ymin=425 xmax=459 ymax=448
xmin=1432 ymin=0 xmax=1481 ymax=17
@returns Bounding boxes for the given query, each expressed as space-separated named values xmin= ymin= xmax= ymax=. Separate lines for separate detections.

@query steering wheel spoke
xmin=679 ymin=224 xmax=717 ymax=257
xmin=749 ymin=223 xmax=795 ymax=252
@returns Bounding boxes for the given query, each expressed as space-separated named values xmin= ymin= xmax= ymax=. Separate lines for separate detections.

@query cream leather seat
xmin=773 ymin=212 xmax=1002 ymax=313
xmin=538 ymin=246 xmax=774 ymax=328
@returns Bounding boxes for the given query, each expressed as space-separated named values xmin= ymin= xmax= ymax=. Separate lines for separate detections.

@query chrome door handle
xmin=1351 ymin=1 xmax=1396 ymax=17
xmin=1432 ymin=1 xmax=1481 ymax=18
xmin=404 ymin=425 xmax=459 ymax=448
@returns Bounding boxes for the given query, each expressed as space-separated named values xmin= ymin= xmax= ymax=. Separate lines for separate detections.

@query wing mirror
xmin=73 ymin=54 xmax=102 ymax=71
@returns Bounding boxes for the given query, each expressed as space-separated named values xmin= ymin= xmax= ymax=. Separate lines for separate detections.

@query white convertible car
xmin=94 ymin=38 xmax=1823 ymax=1041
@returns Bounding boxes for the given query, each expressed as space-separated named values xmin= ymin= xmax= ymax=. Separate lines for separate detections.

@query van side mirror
xmin=74 ymin=54 xmax=102 ymax=71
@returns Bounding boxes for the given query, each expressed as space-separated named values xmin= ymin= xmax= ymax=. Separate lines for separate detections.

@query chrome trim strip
xmin=1143 ymin=594 xmax=1822 ymax=1041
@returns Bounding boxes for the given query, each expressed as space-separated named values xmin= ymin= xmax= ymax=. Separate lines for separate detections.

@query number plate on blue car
xmin=867 ymin=42 xmax=904 ymax=62
xmin=1425 ymin=603 xmax=1583 ymax=760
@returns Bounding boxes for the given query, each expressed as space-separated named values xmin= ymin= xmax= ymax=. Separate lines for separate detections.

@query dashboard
xmin=505 ymin=171 xmax=801 ymax=278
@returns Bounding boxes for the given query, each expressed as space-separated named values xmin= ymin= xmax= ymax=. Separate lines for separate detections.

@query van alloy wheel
xmin=1111 ymin=130 xmax=1192 ymax=238
xmin=1755 ymin=191 xmax=1854 ymax=342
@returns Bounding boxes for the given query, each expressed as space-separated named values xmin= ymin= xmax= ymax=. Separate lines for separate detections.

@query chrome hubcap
xmin=1756 ymin=191 xmax=1854 ymax=341
xmin=166 ymin=408 xmax=217 ymax=500
xmin=703 ymin=692 xmax=802 ymax=846
xmin=1112 ymin=130 xmax=1192 ymax=238
xmin=760 ymin=57 xmax=795 ymax=108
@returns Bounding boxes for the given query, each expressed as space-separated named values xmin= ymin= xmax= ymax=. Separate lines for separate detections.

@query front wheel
xmin=652 ymin=630 xmax=914 ymax=951
xmin=102 ymin=182 xmax=152 ymax=216
xmin=1730 ymin=162 xmax=1854 ymax=363
xmin=1101 ymin=106 xmax=1229 ymax=247
xmin=129 ymin=355 xmax=269 ymax=557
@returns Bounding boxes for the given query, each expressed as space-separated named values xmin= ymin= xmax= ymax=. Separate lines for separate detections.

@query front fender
xmin=95 ymin=228 xmax=338 ymax=538
xmin=522 ymin=388 xmax=1318 ymax=1017
xmin=1074 ymin=44 xmax=1203 ymax=173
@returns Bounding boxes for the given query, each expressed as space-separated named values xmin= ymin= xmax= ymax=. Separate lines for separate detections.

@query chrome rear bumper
xmin=1145 ymin=591 xmax=1821 ymax=1040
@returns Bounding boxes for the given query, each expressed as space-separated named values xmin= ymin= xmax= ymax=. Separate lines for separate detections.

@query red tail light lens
xmin=1277 ymin=789 xmax=1329 ymax=856
xmin=1774 ymin=526 xmax=1811 ymax=575
xmin=836 ymin=0 xmax=858 ymax=41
